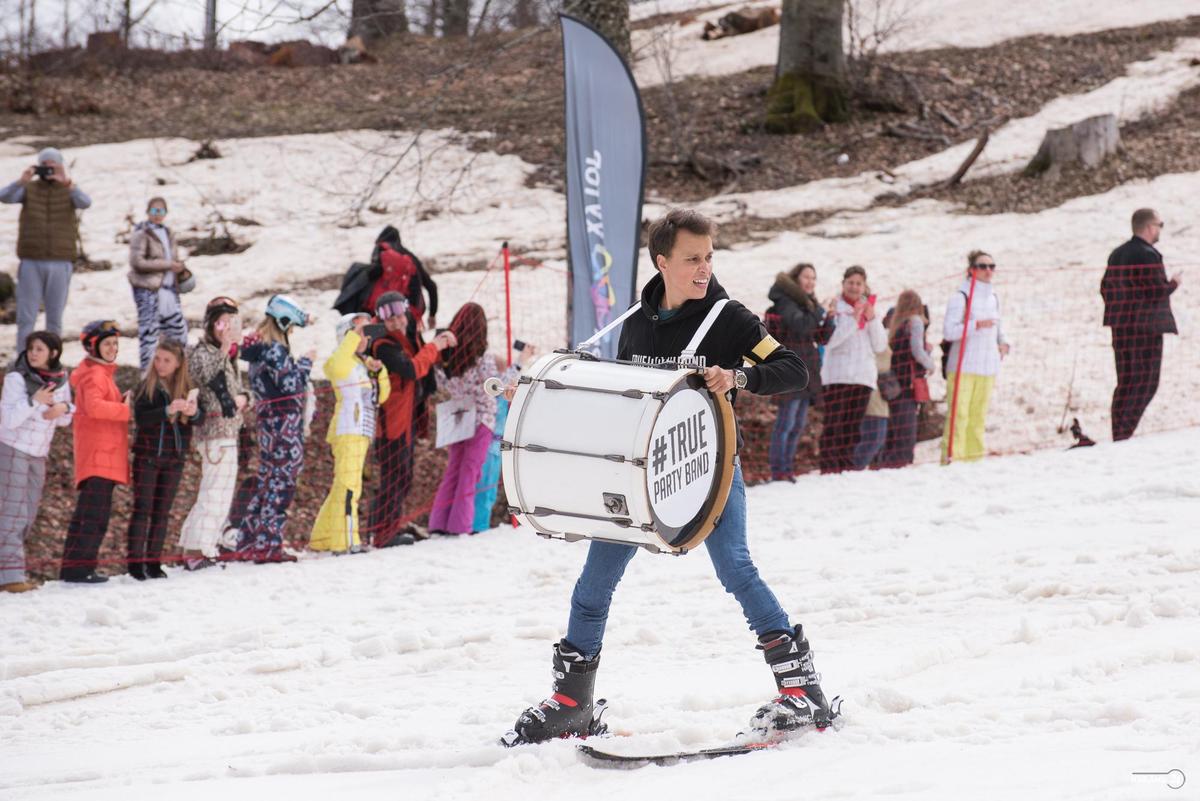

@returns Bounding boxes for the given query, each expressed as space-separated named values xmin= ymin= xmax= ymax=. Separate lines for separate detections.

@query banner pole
xmin=503 ymin=241 xmax=513 ymax=367
xmin=946 ymin=274 xmax=978 ymax=463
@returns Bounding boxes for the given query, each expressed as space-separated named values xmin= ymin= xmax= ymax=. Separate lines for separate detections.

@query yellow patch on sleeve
xmin=751 ymin=335 xmax=781 ymax=361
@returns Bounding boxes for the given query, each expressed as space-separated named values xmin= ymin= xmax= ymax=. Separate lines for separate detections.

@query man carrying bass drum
xmin=503 ymin=209 xmax=838 ymax=746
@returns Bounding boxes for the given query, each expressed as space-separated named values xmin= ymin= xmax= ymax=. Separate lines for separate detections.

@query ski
xmin=577 ymin=740 xmax=779 ymax=768
xmin=576 ymin=697 xmax=843 ymax=768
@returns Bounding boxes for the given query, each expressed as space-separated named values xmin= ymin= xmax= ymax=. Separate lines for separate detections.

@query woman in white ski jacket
xmin=942 ymin=250 xmax=1010 ymax=463
xmin=0 ymin=331 xmax=73 ymax=592
xmin=819 ymin=266 xmax=887 ymax=473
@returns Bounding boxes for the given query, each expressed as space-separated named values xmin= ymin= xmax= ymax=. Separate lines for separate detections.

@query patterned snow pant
xmin=236 ymin=411 xmax=305 ymax=559
xmin=132 ymin=286 xmax=188 ymax=371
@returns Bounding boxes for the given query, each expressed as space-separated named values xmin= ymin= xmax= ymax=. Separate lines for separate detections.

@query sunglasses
xmin=148 ymin=207 xmax=167 ymax=215
xmin=972 ymin=263 xmax=997 ymax=271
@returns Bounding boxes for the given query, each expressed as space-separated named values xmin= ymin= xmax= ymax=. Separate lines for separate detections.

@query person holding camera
xmin=128 ymin=196 xmax=189 ymax=370
xmin=0 ymin=332 xmax=73 ymax=592
xmin=230 ymin=295 xmax=314 ymax=564
xmin=310 ymin=313 xmax=390 ymax=554
xmin=178 ymin=297 xmax=248 ymax=570
xmin=367 ymin=292 xmax=455 ymax=547
xmin=0 ymin=147 xmax=93 ymax=353
xmin=427 ymin=303 xmax=527 ymax=537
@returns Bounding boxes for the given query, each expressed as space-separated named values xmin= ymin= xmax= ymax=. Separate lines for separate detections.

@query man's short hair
xmin=647 ymin=209 xmax=716 ymax=268
xmin=1131 ymin=208 xmax=1159 ymax=234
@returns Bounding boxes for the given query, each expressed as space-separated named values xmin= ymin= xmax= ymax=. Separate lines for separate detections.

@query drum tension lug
xmin=500 ymin=441 xmax=513 ymax=452
xmin=524 ymin=444 xmax=548 ymax=453
xmin=602 ymin=454 xmax=626 ymax=463
xmin=631 ymin=458 xmax=646 ymax=468
xmin=542 ymin=379 xmax=566 ymax=390
xmin=651 ymin=391 xmax=670 ymax=401
xmin=518 ymin=375 xmax=533 ymax=384
xmin=611 ymin=518 xmax=633 ymax=528
xmin=620 ymin=389 xmax=645 ymax=399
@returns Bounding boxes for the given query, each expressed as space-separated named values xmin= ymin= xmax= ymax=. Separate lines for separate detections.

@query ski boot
xmin=748 ymin=626 xmax=840 ymax=737
xmin=501 ymin=641 xmax=608 ymax=746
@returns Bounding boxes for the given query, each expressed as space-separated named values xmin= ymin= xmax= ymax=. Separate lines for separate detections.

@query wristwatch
xmin=733 ymin=369 xmax=748 ymax=390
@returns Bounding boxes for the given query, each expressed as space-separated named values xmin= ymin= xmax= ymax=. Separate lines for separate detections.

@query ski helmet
xmin=374 ymin=291 xmax=409 ymax=322
xmin=80 ymin=320 xmax=121 ymax=358
xmin=265 ymin=294 xmax=309 ymax=332
xmin=336 ymin=312 xmax=369 ymax=341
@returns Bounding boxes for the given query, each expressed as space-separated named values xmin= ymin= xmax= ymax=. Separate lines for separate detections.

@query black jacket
xmin=617 ymin=274 xmax=809 ymax=400
xmin=1102 ymin=236 xmax=1178 ymax=334
xmin=767 ymin=272 xmax=833 ymax=401
xmin=132 ymin=386 xmax=205 ymax=459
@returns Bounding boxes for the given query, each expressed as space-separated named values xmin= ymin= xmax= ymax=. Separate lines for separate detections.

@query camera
xmin=362 ymin=323 xmax=387 ymax=344
xmin=513 ymin=339 xmax=527 ymax=352
xmin=32 ymin=165 xmax=54 ymax=180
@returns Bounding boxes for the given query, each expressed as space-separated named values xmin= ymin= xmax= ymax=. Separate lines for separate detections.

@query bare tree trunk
xmin=27 ymin=0 xmax=37 ymax=53
xmin=563 ymin=0 xmax=629 ymax=62
xmin=443 ymin=0 xmax=470 ymax=37
xmin=204 ymin=0 xmax=217 ymax=50
xmin=63 ymin=0 xmax=71 ymax=48
xmin=350 ymin=0 xmax=409 ymax=43
xmin=122 ymin=0 xmax=132 ymax=44
xmin=511 ymin=0 xmax=538 ymax=29
xmin=767 ymin=0 xmax=849 ymax=133
xmin=423 ymin=0 xmax=441 ymax=35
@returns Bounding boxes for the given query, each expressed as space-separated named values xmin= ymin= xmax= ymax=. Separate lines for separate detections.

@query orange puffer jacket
xmin=69 ymin=358 xmax=131 ymax=486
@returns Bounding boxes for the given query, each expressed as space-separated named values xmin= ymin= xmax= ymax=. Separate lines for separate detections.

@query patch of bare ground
xmin=894 ymin=83 xmax=1200 ymax=214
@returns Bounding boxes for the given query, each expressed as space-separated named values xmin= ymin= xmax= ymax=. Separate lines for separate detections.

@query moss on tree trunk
xmin=765 ymin=70 xmax=849 ymax=134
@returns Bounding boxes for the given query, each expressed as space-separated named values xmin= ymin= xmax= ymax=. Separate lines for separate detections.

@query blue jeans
xmin=768 ymin=396 xmax=810 ymax=477
xmin=853 ymin=415 xmax=888 ymax=470
xmin=565 ymin=466 xmax=790 ymax=659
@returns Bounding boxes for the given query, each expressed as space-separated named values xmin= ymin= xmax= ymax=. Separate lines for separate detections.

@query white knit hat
xmin=37 ymin=147 xmax=64 ymax=165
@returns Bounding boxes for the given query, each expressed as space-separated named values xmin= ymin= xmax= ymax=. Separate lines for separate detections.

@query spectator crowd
xmin=0 ymin=147 xmax=1184 ymax=594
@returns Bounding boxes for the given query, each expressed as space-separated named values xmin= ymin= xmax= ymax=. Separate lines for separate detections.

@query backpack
xmin=366 ymin=242 xmax=420 ymax=314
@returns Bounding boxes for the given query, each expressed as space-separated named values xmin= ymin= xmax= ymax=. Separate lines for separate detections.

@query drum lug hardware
xmin=507 ymin=506 xmax=523 ymax=516
xmin=639 ymin=524 xmax=655 ymax=532
xmin=611 ymin=518 xmax=633 ymax=528
xmin=620 ymin=389 xmax=645 ymax=399
xmin=631 ymin=458 xmax=646 ymax=468
xmin=500 ymin=441 xmax=513 ymax=452
xmin=518 ymin=375 xmax=533 ymax=384
xmin=651 ymin=391 xmax=670 ymax=401
xmin=542 ymin=379 xmax=567 ymax=390
xmin=524 ymin=444 xmax=549 ymax=453
xmin=602 ymin=454 xmax=626 ymax=463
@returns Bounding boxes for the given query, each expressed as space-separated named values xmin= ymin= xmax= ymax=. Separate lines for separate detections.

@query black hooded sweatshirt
xmin=616 ymin=273 xmax=809 ymax=402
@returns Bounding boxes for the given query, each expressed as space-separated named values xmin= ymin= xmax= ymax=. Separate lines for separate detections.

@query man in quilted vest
xmin=0 ymin=147 xmax=93 ymax=353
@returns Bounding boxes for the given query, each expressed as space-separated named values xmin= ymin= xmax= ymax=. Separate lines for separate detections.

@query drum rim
xmin=645 ymin=373 xmax=737 ymax=551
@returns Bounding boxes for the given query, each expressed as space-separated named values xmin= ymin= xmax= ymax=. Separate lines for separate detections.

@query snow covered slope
xmin=2 ymin=428 xmax=1196 ymax=800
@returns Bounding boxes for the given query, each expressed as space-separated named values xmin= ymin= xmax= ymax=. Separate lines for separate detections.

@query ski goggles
xmin=376 ymin=298 xmax=410 ymax=321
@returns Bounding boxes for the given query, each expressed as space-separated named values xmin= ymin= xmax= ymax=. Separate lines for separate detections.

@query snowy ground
xmin=0 ymin=131 xmax=565 ymax=372
xmin=2 ymin=428 xmax=1197 ymax=800
xmin=632 ymin=0 xmax=1200 ymax=87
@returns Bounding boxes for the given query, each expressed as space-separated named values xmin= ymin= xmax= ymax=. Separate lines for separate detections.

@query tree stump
xmin=1025 ymin=114 xmax=1121 ymax=180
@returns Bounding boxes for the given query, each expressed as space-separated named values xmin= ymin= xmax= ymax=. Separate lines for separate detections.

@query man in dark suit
xmin=1101 ymin=208 xmax=1182 ymax=441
